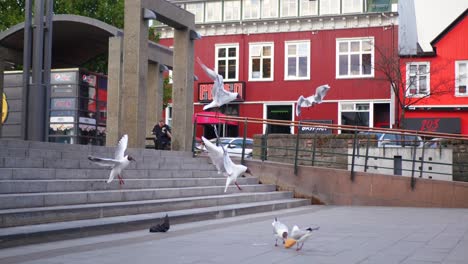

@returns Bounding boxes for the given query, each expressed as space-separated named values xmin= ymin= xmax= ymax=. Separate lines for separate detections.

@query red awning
xmin=193 ymin=112 xmax=238 ymax=125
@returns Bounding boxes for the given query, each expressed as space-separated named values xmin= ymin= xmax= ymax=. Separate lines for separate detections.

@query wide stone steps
xmin=0 ymin=177 xmax=259 ymax=194
xmin=0 ymin=139 xmax=310 ymax=248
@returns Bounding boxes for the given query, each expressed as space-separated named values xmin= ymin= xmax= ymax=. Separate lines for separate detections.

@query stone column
xmin=146 ymin=62 xmax=164 ymax=136
xmin=172 ymin=28 xmax=194 ymax=151
xmin=106 ymin=36 xmax=123 ymax=146
xmin=122 ymin=0 xmax=148 ymax=148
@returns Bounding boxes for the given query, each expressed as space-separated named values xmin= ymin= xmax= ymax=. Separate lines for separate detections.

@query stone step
xmin=0 ymin=198 xmax=310 ymax=248
xmin=0 ymin=167 xmax=224 ymax=180
xmin=0 ymin=191 xmax=295 ymax=228
xmin=0 ymin=184 xmax=278 ymax=209
xmin=0 ymin=177 xmax=259 ymax=193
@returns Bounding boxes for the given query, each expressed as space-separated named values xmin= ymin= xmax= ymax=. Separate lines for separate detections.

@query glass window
xmin=224 ymin=0 xmax=241 ymax=21
xmin=342 ymin=0 xmax=362 ymax=13
xmin=216 ymin=44 xmax=239 ymax=81
xmin=336 ymin=38 xmax=374 ymax=78
xmin=300 ymin=0 xmax=318 ymax=16
xmin=281 ymin=0 xmax=297 ymax=17
xmin=249 ymin=43 xmax=274 ymax=81
xmin=206 ymin=1 xmax=222 ymax=22
xmin=243 ymin=0 xmax=260 ymax=19
xmin=340 ymin=102 xmax=370 ymax=131
xmin=285 ymin=41 xmax=310 ymax=80
xmin=186 ymin=2 xmax=204 ymax=23
xmin=320 ymin=0 xmax=340 ymax=15
xmin=406 ymin=62 xmax=430 ymax=96
xmin=261 ymin=0 xmax=278 ymax=18
xmin=456 ymin=61 xmax=468 ymax=96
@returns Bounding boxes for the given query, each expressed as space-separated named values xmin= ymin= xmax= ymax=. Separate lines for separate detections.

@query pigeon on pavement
xmin=272 ymin=217 xmax=289 ymax=247
xmin=149 ymin=214 xmax=170 ymax=233
xmin=88 ymin=134 xmax=135 ymax=185
xmin=296 ymin=84 xmax=330 ymax=117
xmin=290 ymin=225 xmax=320 ymax=251
xmin=197 ymin=57 xmax=239 ymax=110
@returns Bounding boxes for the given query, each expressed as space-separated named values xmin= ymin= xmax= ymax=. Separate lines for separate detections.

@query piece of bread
xmin=284 ymin=238 xmax=297 ymax=248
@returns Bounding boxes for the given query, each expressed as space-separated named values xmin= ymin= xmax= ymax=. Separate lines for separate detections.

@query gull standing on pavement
xmin=290 ymin=225 xmax=320 ymax=251
xmin=272 ymin=217 xmax=289 ymax=247
xmin=88 ymin=134 xmax=135 ymax=185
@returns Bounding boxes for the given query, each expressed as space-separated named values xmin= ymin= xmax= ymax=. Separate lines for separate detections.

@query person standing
xmin=152 ymin=120 xmax=172 ymax=150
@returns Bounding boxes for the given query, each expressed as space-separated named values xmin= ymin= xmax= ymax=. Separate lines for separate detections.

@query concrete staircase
xmin=0 ymin=139 xmax=309 ymax=248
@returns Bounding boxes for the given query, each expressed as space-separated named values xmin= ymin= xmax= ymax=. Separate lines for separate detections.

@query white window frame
xmin=338 ymin=101 xmax=372 ymax=133
xmin=406 ymin=62 xmax=430 ymax=97
xmin=280 ymin=0 xmax=298 ymax=17
xmin=249 ymin=42 xmax=274 ymax=82
xmin=205 ymin=1 xmax=222 ymax=22
xmin=215 ymin=43 xmax=239 ymax=82
xmin=261 ymin=0 xmax=279 ymax=18
xmin=342 ymin=0 xmax=363 ymax=14
xmin=284 ymin=40 xmax=310 ymax=80
xmin=336 ymin=37 xmax=374 ymax=79
xmin=320 ymin=0 xmax=340 ymax=15
xmin=300 ymin=0 xmax=318 ymax=16
xmin=223 ymin=0 xmax=241 ymax=21
xmin=455 ymin=60 xmax=468 ymax=97
xmin=186 ymin=2 xmax=204 ymax=23
xmin=243 ymin=0 xmax=260 ymax=20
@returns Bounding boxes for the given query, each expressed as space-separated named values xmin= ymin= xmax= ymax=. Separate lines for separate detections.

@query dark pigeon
xmin=149 ymin=214 xmax=170 ymax=233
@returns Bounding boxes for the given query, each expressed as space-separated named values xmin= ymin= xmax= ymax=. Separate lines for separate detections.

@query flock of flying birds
xmin=86 ymin=58 xmax=328 ymax=245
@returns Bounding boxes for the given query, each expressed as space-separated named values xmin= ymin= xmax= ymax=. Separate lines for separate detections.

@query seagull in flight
xmin=88 ymin=134 xmax=135 ymax=185
xmin=272 ymin=217 xmax=289 ymax=247
xmin=296 ymin=84 xmax=330 ymax=117
xmin=201 ymin=136 xmax=225 ymax=175
xmin=197 ymin=57 xmax=239 ymax=110
xmin=290 ymin=225 xmax=320 ymax=251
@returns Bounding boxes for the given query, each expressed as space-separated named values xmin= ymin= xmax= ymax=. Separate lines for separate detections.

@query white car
xmin=199 ymin=137 xmax=254 ymax=158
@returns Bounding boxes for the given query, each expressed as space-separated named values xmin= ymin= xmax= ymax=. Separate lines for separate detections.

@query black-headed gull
xmin=221 ymin=143 xmax=251 ymax=192
xmin=197 ymin=57 xmax=239 ymax=110
xmin=88 ymin=134 xmax=135 ymax=185
xmin=296 ymin=84 xmax=330 ymax=117
xmin=272 ymin=217 xmax=289 ymax=247
xmin=290 ymin=225 xmax=319 ymax=251
xmin=202 ymin=136 xmax=225 ymax=174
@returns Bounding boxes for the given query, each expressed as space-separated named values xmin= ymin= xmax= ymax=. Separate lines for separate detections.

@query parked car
xmin=360 ymin=132 xmax=423 ymax=147
xmin=198 ymin=137 xmax=254 ymax=158
xmin=424 ymin=137 xmax=448 ymax=148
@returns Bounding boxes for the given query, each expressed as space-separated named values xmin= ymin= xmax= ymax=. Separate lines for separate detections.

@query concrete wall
xmin=245 ymin=159 xmax=468 ymax=208
xmin=348 ymin=147 xmax=453 ymax=181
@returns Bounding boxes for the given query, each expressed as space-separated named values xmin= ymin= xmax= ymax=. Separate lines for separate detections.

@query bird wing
xmin=197 ymin=57 xmax=220 ymax=82
xmin=221 ymin=144 xmax=235 ymax=176
xmin=114 ymin=134 xmax=128 ymax=160
xmin=107 ymin=167 xmax=120 ymax=183
xmin=296 ymin=96 xmax=304 ymax=117
xmin=215 ymin=86 xmax=238 ymax=106
xmin=88 ymin=156 xmax=119 ymax=167
xmin=313 ymin=84 xmax=330 ymax=103
xmin=202 ymin=136 xmax=225 ymax=173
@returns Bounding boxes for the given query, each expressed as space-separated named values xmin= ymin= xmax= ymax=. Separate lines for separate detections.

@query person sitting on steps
xmin=152 ymin=119 xmax=172 ymax=150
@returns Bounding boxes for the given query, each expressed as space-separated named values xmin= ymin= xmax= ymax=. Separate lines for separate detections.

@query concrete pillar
xmin=146 ymin=62 xmax=164 ymax=136
xmin=122 ymin=0 xmax=148 ymax=148
xmin=172 ymin=28 xmax=194 ymax=151
xmin=106 ymin=36 xmax=123 ymax=146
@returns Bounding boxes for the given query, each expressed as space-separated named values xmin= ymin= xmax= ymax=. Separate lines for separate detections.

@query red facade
xmin=400 ymin=10 xmax=468 ymax=135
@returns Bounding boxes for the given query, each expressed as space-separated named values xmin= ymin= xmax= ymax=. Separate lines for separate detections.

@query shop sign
xmin=299 ymin=120 xmax=332 ymax=134
xmin=50 ymin=116 xmax=74 ymax=123
xmin=404 ymin=118 xmax=461 ymax=134
xmin=79 ymin=117 xmax=96 ymax=125
xmin=51 ymin=98 xmax=75 ymax=109
xmin=51 ymin=72 xmax=76 ymax=84
xmin=198 ymin=82 xmax=245 ymax=103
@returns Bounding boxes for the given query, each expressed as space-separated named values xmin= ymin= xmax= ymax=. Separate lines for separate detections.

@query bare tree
xmin=373 ymin=43 xmax=454 ymax=128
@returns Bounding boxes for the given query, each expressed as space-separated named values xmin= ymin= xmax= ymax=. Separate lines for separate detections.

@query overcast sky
xmin=414 ymin=0 xmax=467 ymax=51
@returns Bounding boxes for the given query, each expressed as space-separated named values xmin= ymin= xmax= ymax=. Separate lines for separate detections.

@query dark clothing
xmin=152 ymin=123 xmax=171 ymax=150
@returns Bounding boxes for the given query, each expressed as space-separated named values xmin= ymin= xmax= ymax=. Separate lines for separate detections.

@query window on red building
xmin=216 ymin=44 xmax=239 ymax=81
xmin=224 ymin=0 xmax=241 ymax=21
xmin=186 ymin=2 xmax=204 ymax=23
xmin=299 ymin=0 xmax=318 ymax=16
xmin=243 ymin=0 xmax=260 ymax=19
xmin=285 ymin=40 xmax=310 ymax=80
xmin=262 ymin=0 xmax=279 ymax=18
xmin=406 ymin=62 xmax=430 ymax=96
xmin=249 ymin=43 xmax=274 ymax=81
xmin=336 ymin=38 xmax=374 ymax=78
xmin=281 ymin=0 xmax=298 ymax=17
xmin=455 ymin=60 xmax=468 ymax=96
xmin=205 ymin=1 xmax=222 ymax=22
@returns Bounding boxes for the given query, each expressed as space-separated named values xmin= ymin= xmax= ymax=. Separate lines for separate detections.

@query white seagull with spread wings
xmin=290 ymin=225 xmax=320 ymax=251
xmin=88 ymin=134 xmax=135 ymax=185
xmin=296 ymin=84 xmax=331 ymax=117
xmin=197 ymin=57 xmax=239 ymax=110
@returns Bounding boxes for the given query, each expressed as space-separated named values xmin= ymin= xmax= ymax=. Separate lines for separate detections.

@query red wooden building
xmin=158 ymin=0 xmax=399 ymax=138
xmin=400 ymin=9 xmax=468 ymax=135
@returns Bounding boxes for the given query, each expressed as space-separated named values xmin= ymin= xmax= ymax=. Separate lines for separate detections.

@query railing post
xmin=294 ymin=121 xmax=301 ymax=175
xmin=410 ymin=144 xmax=417 ymax=190
xmin=350 ymin=130 xmax=358 ymax=181
xmin=364 ymin=134 xmax=371 ymax=172
xmin=261 ymin=134 xmax=267 ymax=161
xmin=419 ymin=143 xmax=426 ymax=179
xmin=241 ymin=118 xmax=247 ymax=165
xmin=192 ymin=119 xmax=197 ymax=158
xmin=311 ymin=129 xmax=318 ymax=166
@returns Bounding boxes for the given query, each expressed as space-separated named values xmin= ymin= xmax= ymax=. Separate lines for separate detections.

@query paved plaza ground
xmin=0 ymin=205 xmax=467 ymax=264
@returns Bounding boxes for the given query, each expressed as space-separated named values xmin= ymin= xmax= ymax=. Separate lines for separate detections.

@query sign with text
xmin=198 ymin=82 xmax=245 ymax=103
xmin=299 ymin=120 xmax=333 ymax=134
xmin=404 ymin=117 xmax=461 ymax=134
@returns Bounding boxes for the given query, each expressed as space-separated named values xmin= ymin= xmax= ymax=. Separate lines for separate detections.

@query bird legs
xmin=296 ymin=242 xmax=304 ymax=251
xmin=117 ymin=175 xmax=125 ymax=185
xmin=235 ymin=181 xmax=242 ymax=191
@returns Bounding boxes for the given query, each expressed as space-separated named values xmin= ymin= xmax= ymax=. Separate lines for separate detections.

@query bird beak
xmin=245 ymin=168 xmax=252 ymax=175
